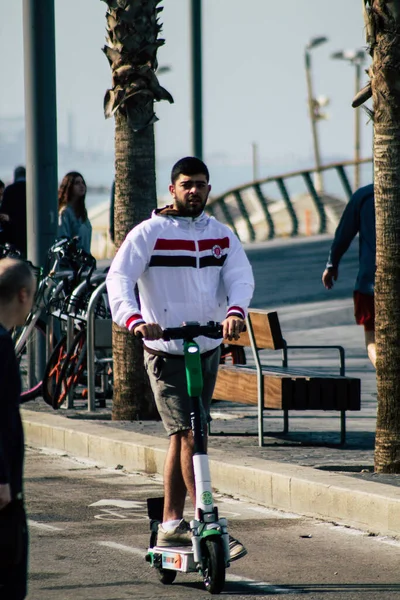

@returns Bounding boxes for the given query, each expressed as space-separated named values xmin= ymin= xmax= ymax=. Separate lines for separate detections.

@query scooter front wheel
xmin=159 ymin=569 xmax=177 ymax=585
xmin=202 ymin=537 xmax=225 ymax=594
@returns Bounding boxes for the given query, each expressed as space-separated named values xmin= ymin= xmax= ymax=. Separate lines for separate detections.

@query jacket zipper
xmin=191 ymin=220 xmax=200 ymax=270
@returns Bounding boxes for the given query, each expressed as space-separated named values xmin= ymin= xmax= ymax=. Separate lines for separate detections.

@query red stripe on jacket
xmin=154 ymin=239 xmax=195 ymax=251
xmin=153 ymin=237 xmax=230 ymax=252
xmin=126 ymin=314 xmax=144 ymax=330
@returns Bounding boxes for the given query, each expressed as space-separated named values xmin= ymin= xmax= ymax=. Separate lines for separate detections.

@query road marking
xmin=97 ymin=541 xmax=147 ymax=558
xmin=89 ymin=499 xmax=146 ymax=509
xmin=227 ymin=573 xmax=294 ymax=594
xmin=28 ymin=519 xmax=63 ymax=531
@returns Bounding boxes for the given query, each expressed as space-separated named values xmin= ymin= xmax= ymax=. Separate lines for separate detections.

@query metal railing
xmin=206 ymin=157 xmax=373 ymax=243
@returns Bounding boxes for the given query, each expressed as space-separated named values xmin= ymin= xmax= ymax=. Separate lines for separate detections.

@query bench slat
xmin=222 ymin=310 xmax=285 ymax=350
xmin=214 ymin=365 xmax=360 ymax=411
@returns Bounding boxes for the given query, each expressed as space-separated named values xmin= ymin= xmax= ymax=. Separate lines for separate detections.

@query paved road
xmin=245 ymin=234 xmax=358 ymax=311
xmin=25 ymin=447 xmax=400 ymax=600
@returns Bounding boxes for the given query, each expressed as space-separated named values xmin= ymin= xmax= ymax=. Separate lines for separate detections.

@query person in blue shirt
xmin=322 ymin=184 xmax=376 ymax=367
xmin=57 ymin=171 xmax=92 ymax=254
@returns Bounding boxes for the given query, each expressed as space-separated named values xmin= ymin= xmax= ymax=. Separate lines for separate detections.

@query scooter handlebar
xmin=135 ymin=320 xmax=247 ymax=341
xmin=162 ymin=321 xmax=223 ymax=341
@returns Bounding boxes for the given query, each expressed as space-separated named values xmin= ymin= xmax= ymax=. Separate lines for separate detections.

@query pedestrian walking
xmin=0 ymin=258 xmax=36 ymax=599
xmin=106 ymin=156 xmax=254 ymax=561
xmin=58 ymin=171 xmax=92 ymax=254
xmin=322 ymin=183 xmax=376 ymax=367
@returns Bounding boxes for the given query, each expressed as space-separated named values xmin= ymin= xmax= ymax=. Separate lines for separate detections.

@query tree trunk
xmin=370 ymin=1 xmax=400 ymax=471
xmin=102 ymin=0 xmax=172 ymax=421
xmin=112 ymin=106 xmax=159 ymax=421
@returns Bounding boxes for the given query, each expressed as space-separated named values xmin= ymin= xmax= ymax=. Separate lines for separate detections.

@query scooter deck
xmin=148 ymin=545 xmax=197 ymax=573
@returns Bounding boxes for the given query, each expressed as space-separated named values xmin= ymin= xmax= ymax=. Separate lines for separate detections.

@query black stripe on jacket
xmin=149 ymin=254 xmax=227 ymax=268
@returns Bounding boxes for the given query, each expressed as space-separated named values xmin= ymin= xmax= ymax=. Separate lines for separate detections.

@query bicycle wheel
xmin=42 ymin=335 xmax=69 ymax=407
xmin=53 ymin=330 xmax=87 ymax=409
xmin=13 ymin=317 xmax=46 ymax=360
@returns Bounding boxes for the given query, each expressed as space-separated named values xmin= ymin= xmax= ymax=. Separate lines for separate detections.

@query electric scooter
xmin=145 ymin=321 xmax=230 ymax=595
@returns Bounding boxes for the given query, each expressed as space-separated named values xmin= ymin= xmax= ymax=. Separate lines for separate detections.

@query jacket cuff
xmin=226 ymin=305 xmax=245 ymax=320
xmin=126 ymin=314 xmax=145 ymax=331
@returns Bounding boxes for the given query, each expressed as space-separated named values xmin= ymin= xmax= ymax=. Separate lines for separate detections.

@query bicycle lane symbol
xmin=89 ymin=499 xmax=148 ymax=522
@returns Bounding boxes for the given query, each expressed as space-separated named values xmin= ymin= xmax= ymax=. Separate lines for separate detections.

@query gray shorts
xmin=144 ymin=347 xmax=221 ymax=436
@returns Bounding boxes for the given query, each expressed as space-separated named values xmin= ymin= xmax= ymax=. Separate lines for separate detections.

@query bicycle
xmin=13 ymin=237 xmax=97 ymax=401
xmin=42 ymin=273 xmax=112 ymax=409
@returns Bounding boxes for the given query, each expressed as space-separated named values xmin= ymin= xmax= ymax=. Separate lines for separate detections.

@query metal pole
xmin=354 ymin=61 xmax=362 ymax=190
xmin=23 ymin=0 xmax=58 ymax=265
xmin=23 ymin=0 xmax=58 ymax=380
xmin=252 ymin=142 xmax=259 ymax=181
xmin=305 ymin=50 xmax=324 ymax=193
xmin=190 ymin=0 xmax=203 ymax=159
xmin=87 ymin=281 xmax=109 ymax=412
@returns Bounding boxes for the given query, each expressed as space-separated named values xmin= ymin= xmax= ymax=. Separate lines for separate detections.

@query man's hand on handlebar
xmin=134 ymin=322 xmax=163 ymax=340
xmin=221 ymin=316 xmax=245 ymax=341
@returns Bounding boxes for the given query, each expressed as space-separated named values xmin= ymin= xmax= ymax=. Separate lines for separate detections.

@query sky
xmin=0 ymin=0 xmax=371 ymax=193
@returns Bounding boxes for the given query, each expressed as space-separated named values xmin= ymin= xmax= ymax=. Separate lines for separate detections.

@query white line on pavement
xmin=227 ymin=573 xmax=294 ymax=594
xmin=28 ymin=519 xmax=64 ymax=531
xmin=96 ymin=541 xmax=147 ymax=558
xmin=89 ymin=499 xmax=146 ymax=509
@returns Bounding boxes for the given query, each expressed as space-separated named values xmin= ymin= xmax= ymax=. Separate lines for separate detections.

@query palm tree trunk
xmin=367 ymin=1 xmax=400 ymax=471
xmin=112 ymin=107 xmax=157 ymax=420
xmin=102 ymin=0 xmax=173 ymax=421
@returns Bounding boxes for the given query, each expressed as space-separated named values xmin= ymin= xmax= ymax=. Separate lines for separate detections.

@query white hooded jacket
xmin=106 ymin=209 xmax=255 ymax=355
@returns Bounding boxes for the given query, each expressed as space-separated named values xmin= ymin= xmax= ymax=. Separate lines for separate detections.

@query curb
xmin=22 ymin=409 xmax=400 ymax=539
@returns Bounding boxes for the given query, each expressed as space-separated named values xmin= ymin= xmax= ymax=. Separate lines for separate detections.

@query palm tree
xmin=101 ymin=0 xmax=173 ymax=420
xmin=355 ymin=1 xmax=400 ymax=472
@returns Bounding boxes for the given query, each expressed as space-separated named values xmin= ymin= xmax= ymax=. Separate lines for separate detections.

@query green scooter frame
xmin=145 ymin=321 xmax=229 ymax=595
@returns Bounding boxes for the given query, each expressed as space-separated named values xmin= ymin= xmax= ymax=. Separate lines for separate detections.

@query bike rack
xmin=62 ymin=278 xmax=92 ymax=409
xmin=86 ymin=280 xmax=112 ymax=412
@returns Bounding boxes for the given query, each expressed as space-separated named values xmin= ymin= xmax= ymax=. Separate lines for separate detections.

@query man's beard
xmin=175 ymin=196 xmax=207 ymax=217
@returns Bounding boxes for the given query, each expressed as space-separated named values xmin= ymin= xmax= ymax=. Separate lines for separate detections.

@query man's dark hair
xmin=0 ymin=258 xmax=34 ymax=303
xmin=0 ymin=180 xmax=4 ymax=190
xmin=171 ymin=157 xmax=209 ymax=184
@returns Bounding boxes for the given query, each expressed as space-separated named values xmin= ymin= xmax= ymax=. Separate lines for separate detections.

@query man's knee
xmin=175 ymin=429 xmax=194 ymax=451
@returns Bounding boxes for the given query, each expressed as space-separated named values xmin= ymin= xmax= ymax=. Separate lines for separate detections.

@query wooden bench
xmin=212 ymin=309 xmax=361 ymax=445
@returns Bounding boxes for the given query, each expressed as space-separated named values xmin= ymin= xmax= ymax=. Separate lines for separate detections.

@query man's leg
xmin=163 ymin=432 xmax=189 ymax=522
xmin=353 ymin=292 xmax=376 ymax=368
xmin=180 ymin=429 xmax=196 ymax=507
xmin=365 ymin=329 xmax=376 ymax=368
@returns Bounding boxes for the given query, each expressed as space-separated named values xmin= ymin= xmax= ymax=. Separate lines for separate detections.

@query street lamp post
xmin=331 ymin=49 xmax=366 ymax=190
xmin=305 ymin=36 xmax=328 ymax=194
xmin=190 ymin=0 xmax=203 ymax=160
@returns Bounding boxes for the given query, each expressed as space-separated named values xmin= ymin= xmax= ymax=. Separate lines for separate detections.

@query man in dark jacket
xmin=0 ymin=258 xmax=35 ymax=599
xmin=322 ymin=184 xmax=375 ymax=366
xmin=0 ymin=166 xmax=27 ymax=256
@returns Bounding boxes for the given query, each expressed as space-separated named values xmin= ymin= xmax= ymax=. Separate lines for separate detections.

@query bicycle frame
xmin=13 ymin=238 xmax=96 ymax=357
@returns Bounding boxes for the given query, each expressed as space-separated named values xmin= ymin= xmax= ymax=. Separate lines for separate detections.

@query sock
xmin=162 ymin=519 xmax=181 ymax=531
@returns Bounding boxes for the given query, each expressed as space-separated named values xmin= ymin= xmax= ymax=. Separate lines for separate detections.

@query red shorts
xmin=353 ymin=291 xmax=375 ymax=331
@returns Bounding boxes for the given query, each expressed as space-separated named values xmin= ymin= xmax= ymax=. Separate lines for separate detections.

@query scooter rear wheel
xmin=159 ymin=569 xmax=177 ymax=585
xmin=202 ymin=537 xmax=225 ymax=594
